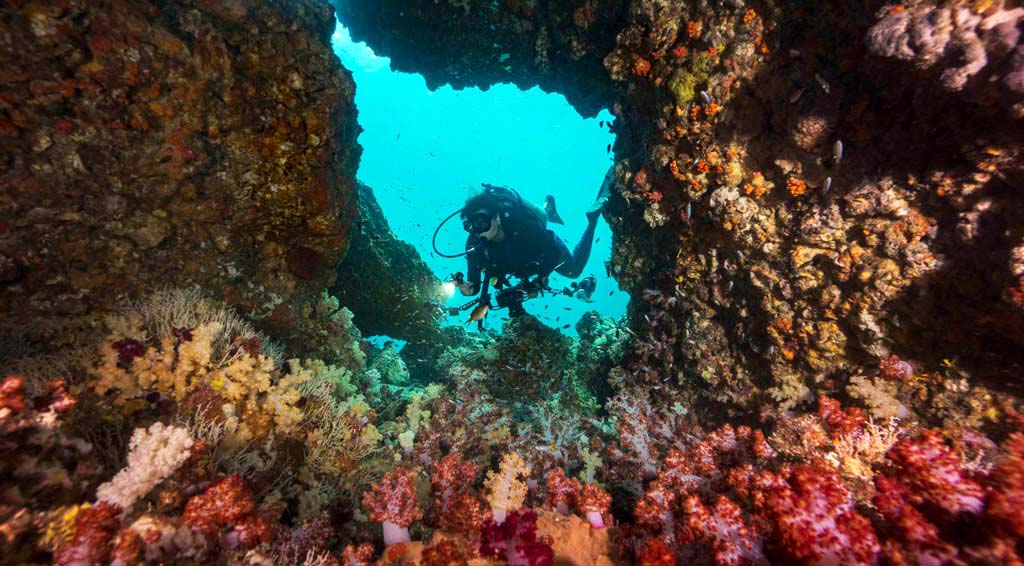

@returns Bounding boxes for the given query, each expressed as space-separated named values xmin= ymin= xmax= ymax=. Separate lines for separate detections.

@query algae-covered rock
xmin=331 ymin=183 xmax=446 ymax=349
xmin=0 ymin=0 xmax=361 ymax=358
xmin=575 ymin=311 xmax=627 ymax=404
xmin=332 ymin=0 xmax=628 ymax=118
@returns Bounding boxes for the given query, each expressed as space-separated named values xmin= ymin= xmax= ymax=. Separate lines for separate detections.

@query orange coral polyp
xmin=786 ymin=177 xmax=808 ymax=197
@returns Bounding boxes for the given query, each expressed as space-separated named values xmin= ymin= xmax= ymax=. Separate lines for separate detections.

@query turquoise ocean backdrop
xmin=332 ymin=24 xmax=628 ymax=336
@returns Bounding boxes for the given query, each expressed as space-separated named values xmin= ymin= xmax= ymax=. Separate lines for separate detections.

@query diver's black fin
xmin=544 ymin=195 xmax=565 ymax=225
xmin=586 ymin=165 xmax=614 ymax=220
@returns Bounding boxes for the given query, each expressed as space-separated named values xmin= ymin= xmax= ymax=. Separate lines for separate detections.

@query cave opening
xmin=332 ymin=23 xmax=628 ymax=337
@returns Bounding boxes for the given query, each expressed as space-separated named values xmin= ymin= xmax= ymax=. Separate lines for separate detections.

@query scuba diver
xmin=438 ymin=166 xmax=613 ymax=320
xmin=563 ymin=274 xmax=597 ymax=302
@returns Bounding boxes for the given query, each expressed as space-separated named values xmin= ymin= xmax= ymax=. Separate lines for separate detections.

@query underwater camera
xmin=495 ymin=285 xmax=527 ymax=317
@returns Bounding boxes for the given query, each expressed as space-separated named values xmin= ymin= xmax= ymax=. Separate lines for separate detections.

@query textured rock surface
xmin=331 ymin=183 xmax=446 ymax=346
xmin=328 ymin=0 xmax=1024 ymax=424
xmin=0 ymin=0 xmax=361 ymax=356
xmin=602 ymin=0 xmax=1024 ymax=422
xmin=332 ymin=0 xmax=628 ymax=118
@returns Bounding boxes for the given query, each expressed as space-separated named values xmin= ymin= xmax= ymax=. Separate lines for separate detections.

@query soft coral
xmin=480 ymin=509 xmax=554 ymax=566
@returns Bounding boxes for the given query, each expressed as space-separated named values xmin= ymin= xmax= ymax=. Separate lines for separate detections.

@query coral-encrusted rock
xmin=866 ymin=0 xmax=1024 ymax=118
xmin=0 ymin=0 xmax=361 ymax=356
xmin=331 ymin=183 xmax=445 ymax=348
xmin=332 ymin=0 xmax=628 ymax=118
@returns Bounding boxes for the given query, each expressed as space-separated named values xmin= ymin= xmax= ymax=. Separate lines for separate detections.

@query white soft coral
xmin=96 ymin=422 xmax=194 ymax=511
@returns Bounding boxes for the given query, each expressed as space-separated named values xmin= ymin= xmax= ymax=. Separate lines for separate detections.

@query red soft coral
xmin=431 ymin=454 xmax=484 ymax=533
xmin=578 ymin=484 xmax=612 ymax=528
xmin=987 ymin=432 xmax=1024 ymax=537
xmin=341 ymin=542 xmax=376 ymax=566
xmin=183 ymin=475 xmax=271 ymax=549
xmin=886 ymin=430 xmax=985 ymax=514
xmin=634 ymin=480 xmax=678 ymax=543
xmin=543 ymin=468 xmax=580 ymax=514
xmin=0 ymin=375 xmax=26 ymax=413
xmin=363 ymin=468 xmax=423 ymax=546
xmin=762 ymin=465 xmax=880 ymax=565
xmin=873 ymin=475 xmax=955 ymax=564
xmin=817 ymin=396 xmax=866 ymax=438
xmin=422 ymin=539 xmax=468 ymax=566
xmin=879 ymin=355 xmax=914 ymax=381
xmin=679 ymin=495 xmax=765 ymax=566
xmin=637 ymin=538 xmax=675 ymax=566
xmin=364 ymin=467 xmax=423 ymax=528
xmin=55 ymin=502 xmax=122 ymax=566
xmin=184 ymin=475 xmax=256 ymax=535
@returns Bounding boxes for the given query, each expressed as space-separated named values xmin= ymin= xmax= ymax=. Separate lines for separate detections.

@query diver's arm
xmin=461 ymin=236 xmax=483 ymax=295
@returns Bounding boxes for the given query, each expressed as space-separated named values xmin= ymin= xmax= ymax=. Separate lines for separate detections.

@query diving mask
xmin=462 ymin=211 xmax=494 ymax=234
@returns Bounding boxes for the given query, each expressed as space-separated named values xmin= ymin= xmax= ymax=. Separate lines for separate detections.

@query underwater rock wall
xmin=332 ymin=0 xmax=629 ymax=117
xmin=332 ymin=0 xmax=1024 ymax=424
xmin=331 ymin=183 xmax=446 ymax=349
xmin=604 ymin=0 xmax=1024 ymax=422
xmin=0 ymin=0 xmax=361 ymax=357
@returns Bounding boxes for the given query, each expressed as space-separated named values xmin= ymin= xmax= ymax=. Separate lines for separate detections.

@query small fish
xmin=396 ymin=133 xmax=401 ymax=140
xmin=543 ymin=195 xmax=565 ymax=225
xmin=686 ymin=202 xmax=692 ymax=221
xmin=562 ymin=324 xmax=571 ymax=329
xmin=465 ymin=303 xmax=489 ymax=326
xmin=609 ymin=291 xmax=614 ymax=296
xmin=599 ymin=120 xmax=605 ymax=128
xmin=832 ymin=140 xmax=844 ymax=166
xmin=789 ymin=88 xmax=804 ymax=104
xmin=822 ymin=176 xmax=832 ymax=194
xmin=428 ymin=151 xmax=437 ymax=157
xmin=595 ymin=237 xmax=601 ymax=243
xmin=699 ymin=90 xmax=712 ymax=105
xmin=815 ymin=73 xmax=830 ymax=93
xmin=606 ymin=143 xmax=612 ymax=153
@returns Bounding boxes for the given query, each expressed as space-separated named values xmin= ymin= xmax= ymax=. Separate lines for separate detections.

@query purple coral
xmin=480 ymin=509 xmax=554 ymax=566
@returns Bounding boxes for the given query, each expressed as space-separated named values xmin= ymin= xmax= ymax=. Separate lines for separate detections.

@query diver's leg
xmin=555 ymin=217 xmax=598 ymax=279
xmin=586 ymin=165 xmax=615 ymax=222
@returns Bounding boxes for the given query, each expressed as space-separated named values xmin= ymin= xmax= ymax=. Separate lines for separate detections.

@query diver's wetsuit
xmin=464 ymin=208 xmax=598 ymax=293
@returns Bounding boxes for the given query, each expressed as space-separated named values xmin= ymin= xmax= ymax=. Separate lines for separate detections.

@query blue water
xmin=332 ymin=24 xmax=628 ymax=336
